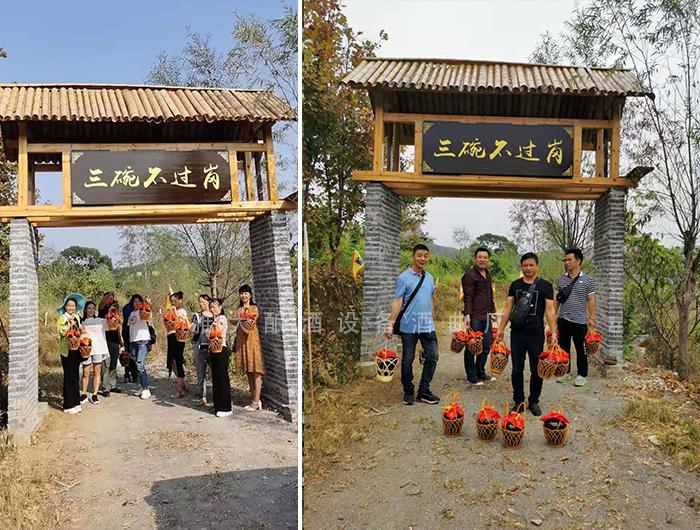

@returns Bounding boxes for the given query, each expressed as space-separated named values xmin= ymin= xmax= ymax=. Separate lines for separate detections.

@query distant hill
xmin=427 ymin=243 xmax=461 ymax=258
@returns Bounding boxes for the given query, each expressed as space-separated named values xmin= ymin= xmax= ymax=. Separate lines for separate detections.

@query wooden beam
xmin=373 ymin=90 xmax=384 ymax=171
xmin=573 ymin=124 xmax=582 ymax=179
xmin=264 ymin=123 xmax=278 ymax=201
xmin=17 ymin=123 xmax=28 ymax=207
xmin=611 ymin=101 xmax=621 ymax=179
xmin=244 ymin=151 xmax=255 ymax=201
xmin=27 ymin=142 xmax=266 ymax=154
xmin=61 ymin=150 xmax=72 ymax=208
xmin=414 ymin=121 xmax=423 ymax=175
xmin=595 ymin=129 xmax=605 ymax=178
xmin=386 ymin=185 xmax=604 ymax=200
xmin=17 ymin=215 xmax=260 ymax=228
xmin=383 ymin=112 xmax=614 ymax=130
xmin=228 ymin=149 xmax=240 ymax=202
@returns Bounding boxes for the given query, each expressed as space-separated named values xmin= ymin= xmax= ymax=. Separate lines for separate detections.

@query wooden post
xmin=254 ymin=152 xmax=265 ymax=201
xmin=244 ymin=151 xmax=255 ymax=202
xmin=303 ymin=223 xmax=314 ymax=404
xmin=228 ymin=149 xmax=240 ymax=202
xmin=61 ymin=149 xmax=72 ymax=208
xmin=611 ymin=100 xmax=621 ymax=179
xmin=390 ymin=123 xmax=400 ymax=171
xmin=373 ymin=90 xmax=385 ymax=172
xmin=27 ymin=167 xmax=36 ymax=206
xmin=17 ymin=123 xmax=28 ymax=207
xmin=414 ymin=120 xmax=423 ymax=175
xmin=573 ymin=124 xmax=582 ymax=179
xmin=264 ymin=124 xmax=278 ymax=201
xmin=595 ymin=129 xmax=605 ymax=178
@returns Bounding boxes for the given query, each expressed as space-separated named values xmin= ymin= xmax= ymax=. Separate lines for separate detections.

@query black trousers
xmin=558 ymin=318 xmax=588 ymax=377
xmin=400 ymin=331 xmax=438 ymax=395
xmin=510 ymin=327 xmax=544 ymax=405
xmin=209 ymin=347 xmax=232 ymax=413
xmin=61 ymin=349 xmax=82 ymax=410
xmin=167 ymin=333 xmax=186 ymax=378
xmin=464 ymin=317 xmax=491 ymax=382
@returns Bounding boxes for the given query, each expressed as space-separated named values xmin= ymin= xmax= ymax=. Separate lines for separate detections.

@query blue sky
xmin=0 ymin=0 xmax=296 ymax=261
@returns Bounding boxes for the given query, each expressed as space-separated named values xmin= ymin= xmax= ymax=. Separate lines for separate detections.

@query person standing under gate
xmin=555 ymin=248 xmax=596 ymax=387
xmin=209 ymin=298 xmax=233 ymax=417
xmin=190 ymin=294 xmax=214 ymax=405
xmin=127 ymin=295 xmax=152 ymax=399
xmin=384 ymin=244 xmax=440 ymax=406
xmin=231 ymin=285 xmax=265 ymax=411
xmin=122 ymin=294 xmax=141 ymax=384
xmin=461 ymin=247 xmax=497 ymax=386
xmin=167 ymin=291 xmax=189 ymax=398
xmin=80 ymin=301 xmax=109 ymax=405
xmin=497 ymin=253 xmax=558 ymax=416
xmin=57 ymin=294 xmax=85 ymax=414
xmin=103 ymin=301 xmax=124 ymax=394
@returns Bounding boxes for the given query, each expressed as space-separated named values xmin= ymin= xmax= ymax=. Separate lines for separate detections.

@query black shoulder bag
xmin=510 ymin=279 xmax=539 ymax=329
xmin=556 ymin=272 xmax=581 ymax=304
xmin=393 ymin=273 xmax=426 ymax=335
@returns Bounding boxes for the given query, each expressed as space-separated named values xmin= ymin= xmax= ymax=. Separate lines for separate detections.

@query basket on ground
xmin=450 ymin=330 xmax=468 ymax=353
xmin=541 ymin=407 xmax=570 ymax=448
xmin=501 ymin=403 xmax=525 ymax=449
xmin=375 ymin=347 xmax=399 ymax=382
xmin=442 ymin=391 xmax=465 ymax=437
xmin=475 ymin=399 xmax=501 ymax=441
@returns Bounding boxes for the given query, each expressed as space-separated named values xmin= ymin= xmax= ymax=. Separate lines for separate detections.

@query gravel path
xmin=304 ymin=329 xmax=700 ymax=530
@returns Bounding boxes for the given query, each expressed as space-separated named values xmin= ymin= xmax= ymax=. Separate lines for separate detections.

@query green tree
xmin=60 ymin=246 xmax=113 ymax=270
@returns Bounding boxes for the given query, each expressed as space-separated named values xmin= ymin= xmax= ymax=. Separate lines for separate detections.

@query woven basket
xmin=537 ymin=359 xmax=558 ymax=380
xmin=442 ymin=416 xmax=464 ymax=437
xmin=502 ymin=427 xmax=525 ymax=449
xmin=67 ymin=336 xmax=81 ymax=351
xmin=476 ymin=421 xmax=498 ymax=441
xmin=489 ymin=354 xmax=509 ymax=375
xmin=79 ymin=343 xmax=92 ymax=359
xmin=118 ymin=352 xmax=130 ymax=367
xmin=450 ymin=334 xmax=467 ymax=353
xmin=376 ymin=356 xmax=399 ymax=382
xmin=467 ymin=338 xmax=483 ymax=356
xmin=543 ymin=426 xmax=569 ymax=448
xmin=209 ymin=336 xmax=224 ymax=353
xmin=175 ymin=328 xmax=189 ymax=343
xmin=585 ymin=341 xmax=600 ymax=356
xmin=553 ymin=361 xmax=570 ymax=378
xmin=106 ymin=317 xmax=120 ymax=331
xmin=164 ymin=319 xmax=177 ymax=333
xmin=140 ymin=309 xmax=152 ymax=321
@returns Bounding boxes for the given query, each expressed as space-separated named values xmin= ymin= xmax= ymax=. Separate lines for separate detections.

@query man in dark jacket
xmin=461 ymin=247 xmax=497 ymax=385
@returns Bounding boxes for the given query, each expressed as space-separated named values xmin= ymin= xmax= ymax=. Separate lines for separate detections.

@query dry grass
xmin=620 ymin=398 xmax=700 ymax=472
xmin=144 ymin=429 xmax=208 ymax=451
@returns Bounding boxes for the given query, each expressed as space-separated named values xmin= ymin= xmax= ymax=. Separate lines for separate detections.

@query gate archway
xmin=342 ymin=58 xmax=654 ymax=374
xmin=0 ymin=83 xmax=297 ymax=442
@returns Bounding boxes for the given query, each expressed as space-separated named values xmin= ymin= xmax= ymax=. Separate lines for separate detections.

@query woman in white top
xmin=127 ymin=295 xmax=153 ymax=399
xmin=208 ymin=298 xmax=232 ymax=417
xmin=166 ymin=291 xmax=189 ymax=398
xmin=81 ymin=301 xmax=109 ymax=405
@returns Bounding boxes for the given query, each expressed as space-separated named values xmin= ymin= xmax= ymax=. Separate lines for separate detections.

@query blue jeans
xmin=130 ymin=340 xmax=149 ymax=389
xmin=465 ymin=317 xmax=492 ymax=381
xmin=400 ymin=331 xmax=439 ymax=395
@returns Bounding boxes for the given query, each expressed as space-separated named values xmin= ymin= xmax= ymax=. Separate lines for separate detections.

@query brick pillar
xmin=249 ymin=211 xmax=297 ymax=420
xmin=593 ymin=188 xmax=626 ymax=369
xmin=8 ymin=218 xmax=44 ymax=444
xmin=360 ymin=183 xmax=402 ymax=374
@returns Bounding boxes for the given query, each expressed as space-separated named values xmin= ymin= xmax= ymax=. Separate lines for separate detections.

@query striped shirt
xmin=556 ymin=272 xmax=595 ymax=325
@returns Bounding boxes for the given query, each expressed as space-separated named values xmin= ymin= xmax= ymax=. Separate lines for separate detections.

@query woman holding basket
xmin=80 ymin=301 xmax=109 ymax=405
xmin=231 ymin=285 xmax=264 ymax=411
xmin=56 ymin=293 xmax=85 ymax=414
xmin=165 ymin=291 xmax=188 ymax=398
xmin=208 ymin=298 xmax=232 ymax=417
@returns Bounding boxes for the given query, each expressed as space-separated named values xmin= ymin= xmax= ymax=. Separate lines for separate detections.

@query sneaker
xmin=403 ymin=392 xmax=414 ymax=406
xmin=216 ymin=410 xmax=233 ymax=418
xmin=527 ymin=402 xmax=542 ymax=416
xmin=64 ymin=406 xmax=81 ymax=415
xmin=468 ymin=379 xmax=484 ymax=386
xmin=90 ymin=395 xmax=100 ymax=405
xmin=573 ymin=376 xmax=588 ymax=387
xmin=417 ymin=391 xmax=440 ymax=404
xmin=140 ymin=389 xmax=152 ymax=400
xmin=102 ymin=391 xmax=110 ymax=398
xmin=76 ymin=405 xmax=83 ymax=413
xmin=133 ymin=389 xmax=143 ymax=397
xmin=478 ymin=374 xmax=496 ymax=382
xmin=557 ymin=373 xmax=573 ymax=384
xmin=80 ymin=394 xmax=88 ymax=404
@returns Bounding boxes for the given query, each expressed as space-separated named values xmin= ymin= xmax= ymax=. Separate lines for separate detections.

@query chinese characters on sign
xmin=422 ymin=121 xmax=574 ymax=177
xmin=71 ymin=150 xmax=232 ymax=206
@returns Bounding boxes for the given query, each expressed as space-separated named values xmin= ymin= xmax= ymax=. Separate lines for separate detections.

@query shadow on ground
xmin=144 ymin=466 xmax=297 ymax=529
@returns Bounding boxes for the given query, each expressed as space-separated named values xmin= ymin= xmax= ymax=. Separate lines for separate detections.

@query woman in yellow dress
xmin=231 ymin=285 xmax=264 ymax=411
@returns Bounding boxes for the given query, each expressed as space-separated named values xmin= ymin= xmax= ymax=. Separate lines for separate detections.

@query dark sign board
xmin=71 ymin=150 xmax=232 ymax=206
xmin=422 ymin=121 xmax=574 ymax=177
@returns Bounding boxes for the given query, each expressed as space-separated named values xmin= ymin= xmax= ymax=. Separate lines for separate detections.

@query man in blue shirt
xmin=384 ymin=244 xmax=440 ymax=406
